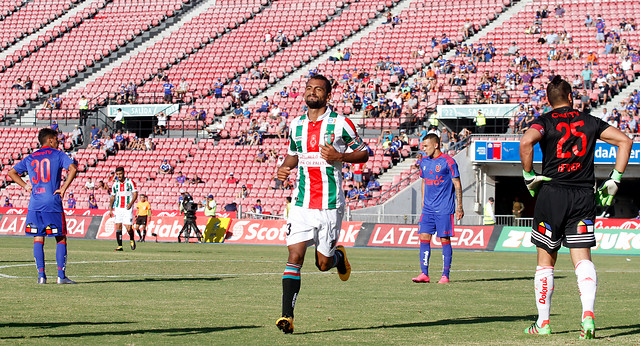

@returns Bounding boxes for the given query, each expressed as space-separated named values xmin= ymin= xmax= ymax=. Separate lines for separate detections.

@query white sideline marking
xmin=1 ymin=259 xmax=640 ymax=280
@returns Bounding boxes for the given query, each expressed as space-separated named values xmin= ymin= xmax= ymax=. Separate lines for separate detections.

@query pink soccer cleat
xmin=437 ymin=276 xmax=450 ymax=284
xmin=412 ymin=273 xmax=430 ymax=283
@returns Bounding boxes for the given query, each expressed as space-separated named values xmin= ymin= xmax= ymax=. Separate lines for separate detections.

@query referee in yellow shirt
xmin=135 ymin=194 xmax=152 ymax=242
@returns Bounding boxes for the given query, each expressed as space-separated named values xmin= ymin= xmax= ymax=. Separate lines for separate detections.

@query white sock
xmin=575 ymin=259 xmax=597 ymax=321
xmin=535 ymin=266 xmax=554 ymax=327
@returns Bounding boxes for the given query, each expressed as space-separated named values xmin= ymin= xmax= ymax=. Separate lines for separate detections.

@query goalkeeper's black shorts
xmin=532 ymin=184 xmax=596 ymax=253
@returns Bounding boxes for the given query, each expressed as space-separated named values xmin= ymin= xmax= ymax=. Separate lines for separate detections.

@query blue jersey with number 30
xmin=13 ymin=146 xmax=74 ymax=212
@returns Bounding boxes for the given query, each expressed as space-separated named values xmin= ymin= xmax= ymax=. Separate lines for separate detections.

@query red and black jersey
xmin=530 ymin=106 xmax=610 ymax=188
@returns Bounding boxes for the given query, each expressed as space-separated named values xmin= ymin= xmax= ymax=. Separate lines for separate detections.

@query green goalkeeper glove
xmin=596 ymin=169 xmax=622 ymax=206
xmin=523 ymin=170 xmax=551 ymax=197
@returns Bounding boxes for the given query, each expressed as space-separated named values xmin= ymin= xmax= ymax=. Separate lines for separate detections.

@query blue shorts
xmin=418 ymin=212 xmax=454 ymax=238
xmin=25 ymin=211 xmax=67 ymax=237
xmin=354 ymin=173 xmax=363 ymax=182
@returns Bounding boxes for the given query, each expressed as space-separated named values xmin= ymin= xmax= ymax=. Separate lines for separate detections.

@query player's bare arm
xmin=519 ymin=128 xmax=543 ymax=172
xmin=320 ymin=144 xmax=369 ymax=163
xmin=54 ymin=163 xmax=77 ymax=196
xmin=599 ymin=126 xmax=632 ymax=173
xmin=452 ymin=177 xmax=464 ymax=220
xmin=108 ymin=195 xmax=115 ymax=217
xmin=127 ymin=192 xmax=138 ymax=210
xmin=277 ymin=155 xmax=298 ymax=181
xmin=7 ymin=168 xmax=31 ymax=193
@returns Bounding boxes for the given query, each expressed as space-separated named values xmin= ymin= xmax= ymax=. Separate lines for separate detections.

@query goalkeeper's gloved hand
xmin=523 ymin=170 xmax=551 ymax=197
xmin=596 ymin=169 xmax=622 ymax=206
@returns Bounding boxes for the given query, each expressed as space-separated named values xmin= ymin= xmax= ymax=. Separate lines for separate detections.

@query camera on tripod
xmin=178 ymin=195 xmax=202 ymax=243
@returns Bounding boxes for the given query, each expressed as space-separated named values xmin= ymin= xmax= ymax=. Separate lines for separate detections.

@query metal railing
xmin=243 ymin=211 xmax=284 ymax=220
xmin=465 ymin=214 xmax=534 ymax=227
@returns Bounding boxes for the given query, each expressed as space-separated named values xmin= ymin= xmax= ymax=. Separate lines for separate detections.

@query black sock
xmin=334 ymin=250 xmax=346 ymax=273
xmin=282 ymin=263 xmax=302 ymax=318
xmin=142 ymin=231 xmax=146 ymax=240
xmin=128 ymin=230 xmax=135 ymax=241
xmin=116 ymin=231 xmax=123 ymax=247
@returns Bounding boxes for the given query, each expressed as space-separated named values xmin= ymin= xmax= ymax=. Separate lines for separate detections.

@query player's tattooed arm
xmin=452 ymin=177 xmax=464 ymax=220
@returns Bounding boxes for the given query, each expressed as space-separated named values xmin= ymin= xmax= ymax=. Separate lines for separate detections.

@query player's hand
xmin=24 ymin=184 xmax=32 ymax=194
xmin=53 ymin=188 xmax=65 ymax=196
xmin=523 ymin=170 xmax=551 ymax=197
xmin=277 ymin=166 xmax=291 ymax=181
xmin=109 ymin=210 xmax=114 ymax=218
xmin=320 ymin=144 xmax=342 ymax=162
xmin=455 ymin=207 xmax=464 ymax=221
xmin=596 ymin=169 xmax=622 ymax=206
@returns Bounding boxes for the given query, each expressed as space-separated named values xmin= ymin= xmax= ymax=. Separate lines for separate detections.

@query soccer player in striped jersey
xmin=109 ymin=166 xmax=138 ymax=251
xmin=8 ymin=128 xmax=78 ymax=284
xmin=275 ymin=75 xmax=369 ymax=334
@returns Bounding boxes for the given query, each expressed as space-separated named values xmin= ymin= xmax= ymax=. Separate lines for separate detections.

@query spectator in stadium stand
xmin=256 ymin=97 xmax=270 ymax=113
xmin=84 ymin=177 xmax=95 ymax=191
xmin=236 ymin=185 xmax=249 ymax=198
xmin=272 ymin=173 xmax=284 ymax=190
xmin=155 ymin=70 xmax=167 ymax=81
xmin=398 ymin=129 xmax=409 ymax=145
xmin=114 ymin=130 xmax=126 ymax=150
xmin=11 ymin=78 xmax=24 ymax=89
xmin=584 ymin=14 xmax=593 ymax=27
xmin=357 ymin=185 xmax=370 ymax=200
xmin=213 ymin=78 xmax=224 ymax=98
xmin=3 ymin=197 xmax=13 ymax=207
xmin=56 ymin=130 xmax=66 ymax=146
xmin=162 ymin=79 xmax=175 ymax=104
xmin=352 ymin=163 xmax=365 ymax=188
xmin=252 ymin=200 xmax=263 ymax=215
xmin=176 ymin=78 xmax=189 ymax=100
xmin=224 ymin=201 xmax=238 ymax=212
xmin=175 ymin=171 xmax=186 ymax=185
xmin=158 ymin=159 xmax=173 ymax=175
xmin=43 ymin=95 xmax=55 ymax=109
xmin=258 ymin=118 xmax=270 ymax=135
xmin=104 ymin=135 xmax=117 ymax=156
xmin=226 ymin=173 xmax=238 ymax=185
xmin=329 ymin=48 xmax=343 ymax=61
xmin=155 ymin=112 xmax=167 ymax=135
xmin=461 ymin=18 xmax=474 ymax=39
xmin=52 ymin=94 xmax=62 ymax=109
xmin=255 ymin=148 xmax=267 ymax=163
xmin=279 ymin=87 xmax=289 ymax=98
xmin=289 ymin=87 xmax=300 ymax=98
xmin=512 ymin=196 xmax=525 ymax=220
xmin=346 ymin=185 xmax=358 ymax=202
xmin=89 ymin=124 xmax=100 ymax=139
xmin=88 ymin=194 xmax=98 ymax=209
xmin=67 ymin=193 xmax=76 ymax=209
xmin=145 ymin=138 xmax=155 ymax=151
xmin=343 ymin=166 xmax=353 ymax=181
xmin=276 ymin=117 xmax=288 ymax=139
xmin=232 ymin=80 xmax=243 ymax=100
xmin=70 ymin=125 xmax=82 ymax=147
xmin=97 ymin=180 xmax=108 ymax=192
xmin=89 ymin=135 xmax=101 ymax=149
xmin=367 ymin=177 xmax=381 ymax=192
xmin=188 ymin=174 xmax=203 ymax=184
xmin=595 ymin=18 xmax=605 ymax=42
xmin=113 ymin=108 xmax=125 ymax=131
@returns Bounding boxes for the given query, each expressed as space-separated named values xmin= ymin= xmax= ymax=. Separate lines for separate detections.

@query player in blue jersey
xmin=8 ymin=128 xmax=78 ymax=284
xmin=412 ymin=133 xmax=464 ymax=284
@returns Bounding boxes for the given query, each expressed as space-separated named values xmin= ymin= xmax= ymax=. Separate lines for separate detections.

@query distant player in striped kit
xmin=412 ymin=133 xmax=464 ymax=284
xmin=109 ymin=166 xmax=138 ymax=251
xmin=8 ymin=128 xmax=78 ymax=284
xmin=275 ymin=75 xmax=369 ymax=334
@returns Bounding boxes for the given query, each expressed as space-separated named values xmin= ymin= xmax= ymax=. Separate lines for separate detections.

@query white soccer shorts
xmin=113 ymin=207 xmax=134 ymax=225
xmin=286 ymin=205 xmax=344 ymax=257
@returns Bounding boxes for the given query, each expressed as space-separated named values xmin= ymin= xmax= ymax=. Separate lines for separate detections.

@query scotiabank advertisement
xmin=365 ymin=224 xmax=495 ymax=249
xmin=0 ymin=214 xmax=93 ymax=238
xmin=494 ymin=225 xmax=640 ymax=255
xmin=225 ymin=219 xmax=363 ymax=247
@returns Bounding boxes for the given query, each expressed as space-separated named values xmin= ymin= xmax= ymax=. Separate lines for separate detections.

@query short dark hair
xmin=308 ymin=74 xmax=332 ymax=94
xmin=546 ymin=75 xmax=572 ymax=107
xmin=425 ymin=133 xmax=441 ymax=145
xmin=38 ymin=128 xmax=58 ymax=145
xmin=115 ymin=166 xmax=125 ymax=173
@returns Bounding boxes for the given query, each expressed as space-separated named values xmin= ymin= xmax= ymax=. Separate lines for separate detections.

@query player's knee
xmin=287 ymin=253 xmax=304 ymax=265
xmin=419 ymin=233 xmax=431 ymax=241
xmin=315 ymin=257 xmax=332 ymax=271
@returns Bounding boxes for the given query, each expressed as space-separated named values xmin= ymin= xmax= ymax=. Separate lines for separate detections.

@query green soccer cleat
xmin=579 ymin=317 xmax=595 ymax=339
xmin=525 ymin=322 xmax=551 ymax=335
xmin=276 ymin=316 xmax=294 ymax=334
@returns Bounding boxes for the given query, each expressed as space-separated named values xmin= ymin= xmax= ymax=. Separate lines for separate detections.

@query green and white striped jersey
xmin=288 ymin=108 xmax=366 ymax=209
xmin=111 ymin=178 xmax=137 ymax=209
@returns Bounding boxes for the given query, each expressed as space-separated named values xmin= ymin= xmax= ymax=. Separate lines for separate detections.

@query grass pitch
xmin=1 ymin=237 xmax=639 ymax=344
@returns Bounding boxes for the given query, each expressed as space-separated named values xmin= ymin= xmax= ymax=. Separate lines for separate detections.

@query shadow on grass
xmin=0 ymin=321 xmax=134 ymax=329
xmin=297 ymin=315 xmax=538 ymax=335
xmin=0 ymin=325 xmax=260 ymax=339
xmin=84 ymin=277 xmax=229 ymax=284
xmin=552 ymin=323 xmax=640 ymax=338
xmin=454 ymin=275 xmax=567 ymax=283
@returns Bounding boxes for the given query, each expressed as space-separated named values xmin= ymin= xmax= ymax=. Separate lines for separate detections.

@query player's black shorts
xmin=532 ymin=184 xmax=596 ymax=253
xmin=135 ymin=215 xmax=147 ymax=226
